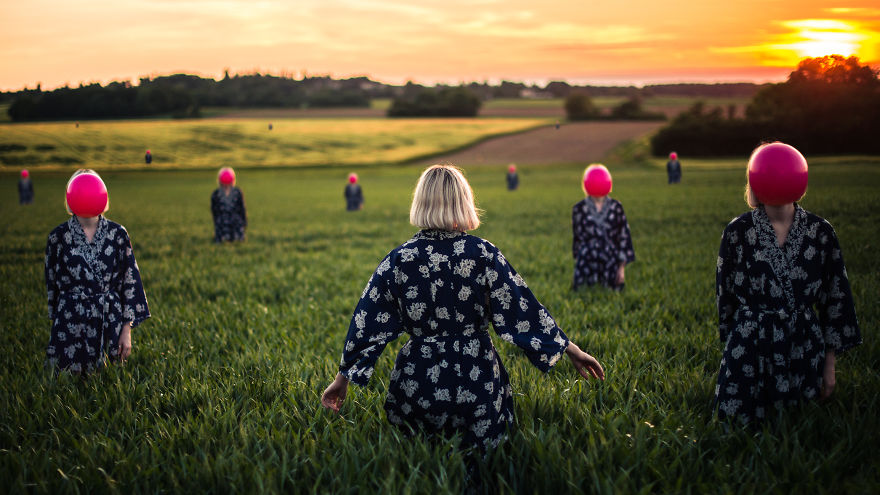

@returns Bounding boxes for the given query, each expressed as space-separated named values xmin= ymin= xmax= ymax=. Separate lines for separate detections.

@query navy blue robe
xmin=337 ymin=229 xmax=570 ymax=449
xmin=666 ymin=160 xmax=681 ymax=183
xmin=18 ymin=178 xmax=34 ymax=204
xmin=506 ymin=172 xmax=519 ymax=191
xmin=345 ymin=184 xmax=363 ymax=211
xmin=715 ymin=205 xmax=861 ymax=424
xmin=211 ymin=187 xmax=247 ymax=242
xmin=572 ymin=198 xmax=635 ymax=290
xmin=45 ymin=217 xmax=150 ymax=373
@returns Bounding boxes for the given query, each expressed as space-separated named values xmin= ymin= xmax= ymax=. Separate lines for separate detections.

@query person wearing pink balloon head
xmin=714 ymin=142 xmax=861 ymax=425
xmin=321 ymin=164 xmax=605 ymax=451
xmin=571 ymin=164 xmax=635 ymax=291
xmin=45 ymin=169 xmax=151 ymax=373
xmin=211 ymin=167 xmax=247 ymax=242
xmin=506 ymin=164 xmax=519 ymax=191
xmin=144 ymin=150 xmax=152 ymax=165
xmin=344 ymin=173 xmax=364 ymax=211
xmin=666 ymin=151 xmax=681 ymax=184
xmin=18 ymin=169 xmax=34 ymax=205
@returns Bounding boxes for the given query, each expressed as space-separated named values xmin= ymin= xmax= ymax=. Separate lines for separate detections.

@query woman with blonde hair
xmin=321 ymin=164 xmax=604 ymax=450
xmin=211 ymin=167 xmax=247 ymax=242
xmin=714 ymin=143 xmax=860 ymax=424
xmin=45 ymin=169 xmax=150 ymax=373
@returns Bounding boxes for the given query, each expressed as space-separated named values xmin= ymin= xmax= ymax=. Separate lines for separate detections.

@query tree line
xmin=650 ymin=56 xmax=880 ymax=156
xmin=2 ymin=70 xmax=766 ymax=122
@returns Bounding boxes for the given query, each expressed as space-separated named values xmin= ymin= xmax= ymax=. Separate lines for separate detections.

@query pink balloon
xmin=218 ymin=167 xmax=236 ymax=185
xmin=669 ymin=152 xmax=677 ymax=160
xmin=583 ymin=164 xmax=612 ymax=197
xmin=348 ymin=173 xmax=357 ymax=184
xmin=748 ymin=142 xmax=808 ymax=206
xmin=21 ymin=169 xmax=29 ymax=178
xmin=66 ymin=173 xmax=108 ymax=217
xmin=508 ymin=164 xmax=516 ymax=173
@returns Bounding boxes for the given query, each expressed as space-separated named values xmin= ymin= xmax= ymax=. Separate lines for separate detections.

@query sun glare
xmin=770 ymin=19 xmax=869 ymax=63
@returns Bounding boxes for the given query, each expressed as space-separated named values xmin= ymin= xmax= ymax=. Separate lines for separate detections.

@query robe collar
xmin=414 ymin=229 xmax=466 ymax=241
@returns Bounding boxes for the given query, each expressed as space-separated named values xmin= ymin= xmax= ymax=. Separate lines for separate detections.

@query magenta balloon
xmin=218 ymin=168 xmax=235 ymax=185
xmin=748 ymin=143 xmax=808 ymax=205
xmin=66 ymin=173 xmax=108 ymax=217
xmin=583 ymin=164 xmax=612 ymax=196
xmin=21 ymin=169 xmax=29 ymax=178
xmin=669 ymin=152 xmax=677 ymax=160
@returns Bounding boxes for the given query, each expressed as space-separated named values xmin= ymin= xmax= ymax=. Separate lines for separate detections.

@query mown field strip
xmin=0 ymin=118 xmax=548 ymax=170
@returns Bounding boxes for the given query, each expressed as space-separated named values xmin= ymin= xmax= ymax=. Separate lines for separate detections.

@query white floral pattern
xmin=571 ymin=198 xmax=635 ymax=289
xmin=45 ymin=216 xmax=150 ymax=372
xmin=337 ymin=229 xmax=570 ymax=449
xmin=715 ymin=205 xmax=861 ymax=424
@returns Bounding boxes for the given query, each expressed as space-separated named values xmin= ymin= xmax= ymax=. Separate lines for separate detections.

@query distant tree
xmin=387 ymin=87 xmax=481 ymax=117
xmin=564 ymin=92 xmax=599 ymax=120
xmin=652 ymin=56 xmax=880 ymax=156
xmin=609 ymin=95 xmax=665 ymax=121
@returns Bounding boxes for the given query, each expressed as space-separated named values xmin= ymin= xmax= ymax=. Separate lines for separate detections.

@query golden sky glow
xmin=1 ymin=0 xmax=878 ymax=90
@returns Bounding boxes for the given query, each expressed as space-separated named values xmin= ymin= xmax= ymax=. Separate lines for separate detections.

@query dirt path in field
xmin=420 ymin=121 xmax=664 ymax=166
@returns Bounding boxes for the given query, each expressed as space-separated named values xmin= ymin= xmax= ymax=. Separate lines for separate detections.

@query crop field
xmin=0 ymin=118 xmax=546 ymax=170
xmin=0 ymin=142 xmax=878 ymax=493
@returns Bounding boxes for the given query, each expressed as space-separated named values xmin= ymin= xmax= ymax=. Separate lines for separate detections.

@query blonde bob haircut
xmin=65 ymin=169 xmax=110 ymax=216
xmin=410 ymin=164 xmax=481 ymax=232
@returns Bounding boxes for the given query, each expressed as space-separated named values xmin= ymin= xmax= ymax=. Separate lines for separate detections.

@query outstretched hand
xmin=321 ymin=373 xmax=350 ymax=413
xmin=565 ymin=341 xmax=605 ymax=381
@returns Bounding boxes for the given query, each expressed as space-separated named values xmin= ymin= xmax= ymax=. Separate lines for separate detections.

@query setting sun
xmin=783 ymin=20 xmax=864 ymax=58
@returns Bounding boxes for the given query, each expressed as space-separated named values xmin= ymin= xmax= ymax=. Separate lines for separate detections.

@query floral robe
xmin=18 ymin=178 xmax=34 ymax=204
xmin=506 ymin=172 xmax=519 ymax=191
xmin=45 ymin=217 xmax=151 ymax=372
xmin=344 ymin=184 xmax=363 ymax=211
xmin=571 ymin=198 xmax=636 ymax=290
xmin=211 ymin=187 xmax=247 ymax=242
xmin=666 ymin=160 xmax=681 ymax=184
xmin=715 ymin=205 xmax=861 ymax=424
xmin=338 ymin=229 xmax=571 ymax=449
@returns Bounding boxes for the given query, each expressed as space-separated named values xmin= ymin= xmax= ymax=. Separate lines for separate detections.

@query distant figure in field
xmin=75 ymin=122 xmax=79 ymax=128
xmin=45 ymin=169 xmax=150 ymax=373
xmin=321 ymin=164 xmax=605 ymax=451
xmin=666 ymin=151 xmax=681 ymax=184
xmin=145 ymin=150 xmax=152 ymax=165
xmin=268 ymin=123 xmax=273 ymax=131
xmin=572 ymin=164 xmax=635 ymax=290
xmin=18 ymin=169 xmax=34 ymax=205
xmin=345 ymin=173 xmax=364 ymax=211
xmin=555 ymin=120 xmax=560 ymax=130
xmin=506 ymin=164 xmax=519 ymax=191
xmin=211 ymin=167 xmax=247 ymax=242
xmin=714 ymin=142 xmax=860 ymax=425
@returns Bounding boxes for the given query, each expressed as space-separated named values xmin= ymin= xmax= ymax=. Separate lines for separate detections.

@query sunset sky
xmin=1 ymin=0 xmax=879 ymax=91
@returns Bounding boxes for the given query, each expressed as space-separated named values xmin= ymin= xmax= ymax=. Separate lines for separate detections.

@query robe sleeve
xmin=210 ymin=190 xmax=220 ymax=222
xmin=572 ymin=204 xmax=585 ymax=258
xmin=118 ymin=228 xmax=151 ymax=328
xmin=612 ymin=203 xmax=636 ymax=264
xmin=816 ymin=223 xmax=861 ymax=354
xmin=237 ymin=189 xmax=247 ymax=227
xmin=485 ymin=249 xmax=570 ymax=372
xmin=716 ymin=224 xmax=737 ymax=343
xmin=45 ymin=231 xmax=60 ymax=320
xmin=338 ymin=255 xmax=405 ymax=386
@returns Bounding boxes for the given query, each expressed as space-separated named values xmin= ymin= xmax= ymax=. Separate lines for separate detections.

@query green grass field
xmin=0 ymin=118 xmax=546 ymax=170
xmin=0 ymin=139 xmax=878 ymax=493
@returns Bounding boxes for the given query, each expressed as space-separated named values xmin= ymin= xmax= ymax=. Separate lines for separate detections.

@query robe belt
xmin=409 ymin=330 xmax=492 ymax=343
xmin=736 ymin=304 xmax=812 ymax=402
xmin=61 ymin=288 xmax=115 ymax=356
